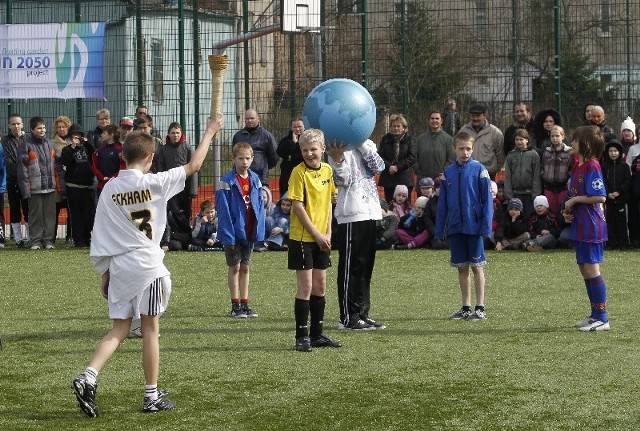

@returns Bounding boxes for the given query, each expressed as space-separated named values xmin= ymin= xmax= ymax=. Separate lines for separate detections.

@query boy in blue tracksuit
xmin=215 ymin=143 xmax=266 ymax=318
xmin=435 ymin=132 xmax=493 ymax=321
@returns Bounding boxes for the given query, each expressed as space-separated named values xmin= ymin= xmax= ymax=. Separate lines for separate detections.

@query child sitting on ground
xmin=417 ymin=177 xmax=436 ymax=199
xmin=393 ymin=196 xmax=433 ymax=249
xmin=495 ymin=198 xmax=530 ymax=251
xmin=523 ymin=195 xmax=560 ymax=252
xmin=390 ymin=184 xmax=410 ymax=218
xmin=265 ymin=193 xmax=292 ymax=251
xmin=190 ymin=200 xmax=220 ymax=251
xmin=375 ymin=199 xmax=399 ymax=249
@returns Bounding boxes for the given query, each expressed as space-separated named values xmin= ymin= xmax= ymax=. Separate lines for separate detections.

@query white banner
xmin=0 ymin=22 xmax=106 ymax=100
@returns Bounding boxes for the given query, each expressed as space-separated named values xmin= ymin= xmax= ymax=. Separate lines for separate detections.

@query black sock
xmin=294 ymin=298 xmax=310 ymax=339
xmin=309 ymin=295 xmax=325 ymax=339
xmin=475 ymin=305 xmax=485 ymax=312
xmin=462 ymin=305 xmax=472 ymax=312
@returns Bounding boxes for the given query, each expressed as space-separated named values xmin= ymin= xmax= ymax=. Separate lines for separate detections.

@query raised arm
xmin=184 ymin=114 xmax=223 ymax=177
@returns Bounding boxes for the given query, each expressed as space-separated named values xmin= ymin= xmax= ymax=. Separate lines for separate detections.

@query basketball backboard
xmin=282 ymin=0 xmax=321 ymax=33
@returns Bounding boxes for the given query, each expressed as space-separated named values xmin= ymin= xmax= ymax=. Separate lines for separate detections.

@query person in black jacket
xmin=276 ymin=117 xmax=304 ymax=196
xmin=602 ymin=140 xmax=631 ymax=248
xmin=377 ymin=114 xmax=417 ymax=202
xmin=60 ymin=124 xmax=95 ymax=247
xmin=494 ymin=198 xmax=530 ymax=251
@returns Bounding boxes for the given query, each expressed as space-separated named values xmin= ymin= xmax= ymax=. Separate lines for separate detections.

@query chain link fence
xmin=2 ymin=0 xmax=640 ymax=203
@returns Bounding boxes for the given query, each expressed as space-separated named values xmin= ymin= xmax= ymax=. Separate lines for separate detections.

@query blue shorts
xmin=574 ymin=241 xmax=603 ymax=265
xmin=449 ymin=234 xmax=486 ymax=267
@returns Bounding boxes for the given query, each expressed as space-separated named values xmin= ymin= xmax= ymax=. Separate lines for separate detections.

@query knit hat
xmin=419 ymin=177 xmax=435 ymax=188
xmin=507 ymin=198 xmax=523 ymax=211
xmin=533 ymin=195 xmax=549 ymax=209
xmin=414 ymin=196 xmax=428 ymax=209
xmin=621 ymin=116 xmax=636 ymax=138
xmin=393 ymin=184 xmax=409 ymax=198
xmin=68 ymin=123 xmax=85 ymax=137
xmin=468 ymin=104 xmax=487 ymax=114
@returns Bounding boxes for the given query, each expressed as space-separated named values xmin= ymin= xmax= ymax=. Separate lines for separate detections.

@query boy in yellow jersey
xmin=287 ymin=129 xmax=341 ymax=352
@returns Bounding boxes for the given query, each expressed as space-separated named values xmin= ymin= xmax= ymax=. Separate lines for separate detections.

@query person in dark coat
xmin=377 ymin=114 xmax=417 ymax=202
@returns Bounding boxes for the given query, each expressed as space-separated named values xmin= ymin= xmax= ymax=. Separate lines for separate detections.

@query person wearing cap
xmin=522 ymin=195 xmax=560 ymax=252
xmin=494 ymin=198 xmax=530 ymax=251
xmin=390 ymin=184 xmax=410 ymax=218
xmin=503 ymin=102 xmax=533 ymax=156
xmin=459 ymin=104 xmax=504 ymax=179
xmin=17 ymin=117 xmax=58 ymax=250
xmin=60 ymin=123 xmax=96 ymax=248
xmin=377 ymin=114 xmax=417 ymax=202
xmin=602 ymin=139 xmax=631 ymax=249
xmin=393 ymin=195 xmax=432 ymax=250
xmin=118 ymin=117 xmax=134 ymax=144
xmin=414 ymin=111 xmax=454 ymax=189
xmin=417 ymin=176 xmax=435 ymax=199
xmin=619 ymin=116 xmax=636 ymax=156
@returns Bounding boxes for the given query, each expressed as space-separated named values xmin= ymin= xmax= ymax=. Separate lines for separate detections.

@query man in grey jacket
xmin=459 ymin=104 xmax=505 ymax=179
xmin=414 ymin=111 xmax=454 ymax=187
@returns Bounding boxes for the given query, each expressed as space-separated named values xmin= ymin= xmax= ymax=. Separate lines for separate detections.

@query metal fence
xmin=2 ymin=0 xmax=640 ymax=203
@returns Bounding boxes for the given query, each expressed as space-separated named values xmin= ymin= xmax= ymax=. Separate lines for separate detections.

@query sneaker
xmin=295 ymin=336 xmax=312 ymax=352
xmin=45 ymin=243 xmax=55 ymax=250
xmin=577 ymin=319 xmax=610 ymax=332
xmin=346 ymin=319 xmax=376 ymax=331
xmin=310 ymin=334 xmax=342 ymax=348
xmin=188 ymin=244 xmax=201 ymax=251
xmin=30 ymin=243 xmax=41 ymax=250
xmin=72 ymin=373 xmax=99 ymax=418
xmin=392 ymin=243 xmax=408 ymax=250
xmin=242 ymin=304 xmax=258 ymax=318
xmin=467 ymin=309 xmax=487 ymax=320
xmin=0 ymin=243 xmax=5 ymax=249
xmin=16 ymin=240 xmax=25 ymax=248
xmin=128 ymin=327 xmax=143 ymax=339
xmin=143 ymin=395 xmax=176 ymax=413
xmin=527 ymin=244 xmax=543 ymax=252
xmin=230 ymin=305 xmax=247 ymax=318
xmin=575 ymin=316 xmax=594 ymax=328
xmin=362 ymin=317 xmax=387 ymax=329
xmin=450 ymin=308 xmax=472 ymax=320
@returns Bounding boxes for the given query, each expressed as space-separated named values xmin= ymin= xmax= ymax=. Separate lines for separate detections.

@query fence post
xmin=553 ymin=0 xmax=561 ymax=113
xmin=178 ymin=0 xmax=186 ymax=129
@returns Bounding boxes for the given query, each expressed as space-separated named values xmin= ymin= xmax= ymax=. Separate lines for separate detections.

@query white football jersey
xmin=90 ymin=167 xmax=186 ymax=303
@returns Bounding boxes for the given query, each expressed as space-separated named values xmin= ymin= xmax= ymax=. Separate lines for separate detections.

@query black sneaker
xmin=311 ymin=334 xmax=342 ymax=348
xmin=362 ymin=317 xmax=387 ymax=329
xmin=347 ymin=319 xmax=376 ymax=330
xmin=72 ymin=373 xmax=99 ymax=418
xmin=16 ymin=240 xmax=25 ymax=248
xmin=295 ymin=336 xmax=312 ymax=352
xmin=392 ymin=243 xmax=408 ymax=250
xmin=230 ymin=304 xmax=247 ymax=318
xmin=143 ymin=395 xmax=176 ymax=413
xmin=242 ymin=303 xmax=259 ymax=318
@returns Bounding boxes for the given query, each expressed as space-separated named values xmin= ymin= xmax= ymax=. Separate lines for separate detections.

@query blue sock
xmin=585 ymin=275 xmax=608 ymax=322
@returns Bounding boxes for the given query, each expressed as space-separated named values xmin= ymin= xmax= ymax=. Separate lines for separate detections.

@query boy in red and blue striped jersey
xmin=563 ymin=126 xmax=609 ymax=331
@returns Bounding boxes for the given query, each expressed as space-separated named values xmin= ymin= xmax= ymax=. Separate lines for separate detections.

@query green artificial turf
xmin=1 ymin=246 xmax=638 ymax=430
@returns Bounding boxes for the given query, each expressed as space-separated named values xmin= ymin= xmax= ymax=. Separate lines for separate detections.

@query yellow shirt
xmin=288 ymin=162 xmax=335 ymax=242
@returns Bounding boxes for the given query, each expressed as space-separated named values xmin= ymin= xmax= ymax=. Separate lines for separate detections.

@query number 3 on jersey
xmin=131 ymin=209 xmax=153 ymax=239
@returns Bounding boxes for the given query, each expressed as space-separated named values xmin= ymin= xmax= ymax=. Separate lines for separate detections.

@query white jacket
xmin=329 ymin=140 xmax=385 ymax=224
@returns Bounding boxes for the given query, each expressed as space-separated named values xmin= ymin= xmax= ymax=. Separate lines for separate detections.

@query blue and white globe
xmin=302 ymin=78 xmax=376 ymax=151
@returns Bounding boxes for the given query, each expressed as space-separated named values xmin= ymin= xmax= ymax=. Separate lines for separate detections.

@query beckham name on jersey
xmin=111 ymin=189 xmax=153 ymax=206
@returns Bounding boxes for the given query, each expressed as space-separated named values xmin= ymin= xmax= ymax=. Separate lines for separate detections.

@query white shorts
xmin=108 ymin=276 xmax=172 ymax=320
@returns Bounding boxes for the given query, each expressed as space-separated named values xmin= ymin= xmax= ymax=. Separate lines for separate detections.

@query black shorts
xmin=287 ymin=240 xmax=331 ymax=270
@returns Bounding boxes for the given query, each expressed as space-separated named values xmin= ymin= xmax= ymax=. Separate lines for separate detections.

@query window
xmin=475 ymin=1 xmax=488 ymax=40
xmin=394 ymin=2 xmax=417 ymax=19
xmin=136 ymin=36 xmax=147 ymax=101
xmin=151 ymin=38 xmax=164 ymax=104
xmin=599 ymin=1 xmax=611 ymax=37
xmin=337 ymin=0 xmax=360 ymax=15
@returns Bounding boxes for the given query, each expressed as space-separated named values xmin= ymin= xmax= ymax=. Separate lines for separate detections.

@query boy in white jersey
xmin=72 ymin=115 xmax=223 ymax=418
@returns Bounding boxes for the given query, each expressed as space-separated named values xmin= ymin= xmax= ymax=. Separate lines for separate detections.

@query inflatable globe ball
xmin=302 ymin=78 xmax=377 ymax=151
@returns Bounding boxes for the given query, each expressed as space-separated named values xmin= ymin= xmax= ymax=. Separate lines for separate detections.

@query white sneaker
xmin=30 ymin=244 xmax=41 ymax=250
xmin=45 ymin=243 xmax=55 ymax=250
xmin=128 ymin=327 xmax=143 ymax=338
xmin=575 ymin=316 xmax=593 ymax=328
xmin=577 ymin=319 xmax=610 ymax=332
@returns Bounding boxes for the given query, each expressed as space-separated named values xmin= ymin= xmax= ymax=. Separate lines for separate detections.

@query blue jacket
xmin=435 ymin=159 xmax=493 ymax=239
xmin=215 ymin=168 xmax=266 ymax=245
